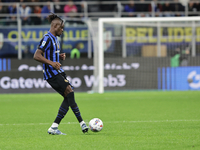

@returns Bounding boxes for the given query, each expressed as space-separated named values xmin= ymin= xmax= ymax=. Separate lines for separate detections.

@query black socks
xmin=71 ymin=103 xmax=83 ymax=123
xmin=54 ymin=98 xmax=69 ymax=124
xmin=54 ymin=92 xmax=83 ymax=124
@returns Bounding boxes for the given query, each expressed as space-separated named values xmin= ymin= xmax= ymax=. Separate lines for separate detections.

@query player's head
xmin=47 ymin=13 xmax=64 ymax=37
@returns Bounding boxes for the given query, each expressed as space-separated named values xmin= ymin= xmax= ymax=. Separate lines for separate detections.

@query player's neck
xmin=49 ymin=29 xmax=56 ymax=37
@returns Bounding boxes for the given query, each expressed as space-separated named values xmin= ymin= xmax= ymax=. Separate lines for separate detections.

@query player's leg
xmin=48 ymin=96 xmax=69 ymax=135
xmin=47 ymin=74 xmax=70 ymax=135
xmin=47 ymin=73 xmax=88 ymax=134
xmin=63 ymin=85 xmax=89 ymax=133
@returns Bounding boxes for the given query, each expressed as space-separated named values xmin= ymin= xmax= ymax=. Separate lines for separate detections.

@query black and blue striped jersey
xmin=38 ymin=31 xmax=64 ymax=80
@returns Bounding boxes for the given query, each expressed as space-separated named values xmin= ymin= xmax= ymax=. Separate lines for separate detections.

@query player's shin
xmin=67 ymin=92 xmax=83 ymax=123
xmin=53 ymin=98 xmax=69 ymax=125
xmin=71 ymin=103 xmax=83 ymax=123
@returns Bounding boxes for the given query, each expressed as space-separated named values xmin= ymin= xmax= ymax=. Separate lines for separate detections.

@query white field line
xmin=0 ymin=120 xmax=200 ymax=126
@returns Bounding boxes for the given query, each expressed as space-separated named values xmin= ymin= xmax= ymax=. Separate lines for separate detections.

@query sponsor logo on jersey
xmin=42 ymin=41 xmax=46 ymax=46
xmin=55 ymin=50 xmax=60 ymax=53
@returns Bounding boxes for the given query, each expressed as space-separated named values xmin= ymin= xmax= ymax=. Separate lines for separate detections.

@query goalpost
xmin=90 ymin=17 xmax=200 ymax=93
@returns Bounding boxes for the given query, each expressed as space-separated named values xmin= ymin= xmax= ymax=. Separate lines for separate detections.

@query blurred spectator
xmin=188 ymin=1 xmax=198 ymax=16
xmin=74 ymin=0 xmax=85 ymax=15
xmin=170 ymin=46 xmax=190 ymax=67
xmin=135 ymin=0 xmax=150 ymax=17
xmin=179 ymin=47 xmax=190 ymax=66
xmin=36 ymin=0 xmax=46 ymax=2
xmin=41 ymin=1 xmax=51 ymax=14
xmin=41 ymin=1 xmax=52 ymax=23
xmin=2 ymin=0 xmax=20 ymax=2
xmin=162 ymin=2 xmax=174 ymax=17
xmin=123 ymin=0 xmax=136 ymax=17
xmin=87 ymin=0 xmax=100 ymax=13
xmin=70 ymin=43 xmax=81 ymax=59
xmin=195 ymin=1 xmax=200 ymax=11
xmin=72 ymin=0 xmax=87 ymax=24
xmin=20 ymin=0 xmax=29 ymax=2
xmin=19 ymin=4 xmax=32 ymax=25
xmin=77 ymin=1 xmax=85 ymax=13
xmin=171 ymin=0 xmax=185 ymax=16
xmin=64 ymin=0 xmax=77 ymax=18
xmin=23 ymin=45 xmax=33 ymax=59
xmin=0 ymin=5 xmax=8 ymax=18
xmin=99 ymin=0 xmax=116 ymax=12
xmin=53 ymin=0 xmax=64 ymax=13
xmin=29 ymin=0 xmax=39 ymax=2
xmin=31 ymin=5 xmax=42 ymax=25
xmin=150 ymin=0 xmax=162 ymax=17
xmin=74 ymin=1 xmax=88 ymax=22
xmin=170 ymin=48 xmax=180 ymax=67
xmin=8 ymin=4 xmax=17 ymax=25
xmin=0 ymin=3 xmax=9 ymax=25
xmin=8 ymin=4 xmax=17 ymax=15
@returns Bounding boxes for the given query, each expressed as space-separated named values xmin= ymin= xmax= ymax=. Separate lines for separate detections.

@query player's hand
xmin=59 ymin=53 xmax=66 ymax=60
xmin=51 ymin=62 xmax=61 ymax=70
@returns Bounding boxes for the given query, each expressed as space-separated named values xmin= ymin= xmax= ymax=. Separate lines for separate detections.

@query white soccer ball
xmin=89 ymin=118 xmax=103 ymax=132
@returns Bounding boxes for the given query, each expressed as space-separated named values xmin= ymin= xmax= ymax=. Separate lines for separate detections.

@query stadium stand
xmin=0 ymin=0 xmax=199 ymax=26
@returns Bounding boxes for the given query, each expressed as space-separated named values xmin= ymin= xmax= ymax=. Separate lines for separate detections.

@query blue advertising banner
xmin=0 ymin=26 xmax=116 ymax=58
xmin=0 ymin=58 xmax=11 ymax=71
xmin=158 ymin=66 xmax=200 ymax=90
xmin=0 ymin=26 xmax=89 ymax=57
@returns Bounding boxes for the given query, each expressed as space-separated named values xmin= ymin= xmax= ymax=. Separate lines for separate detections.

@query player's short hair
xmin=47 ymin=12 xmax=64 ymax=25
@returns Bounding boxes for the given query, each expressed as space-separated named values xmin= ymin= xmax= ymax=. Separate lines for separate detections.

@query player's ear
xmin=53 ymin=23 xmax=57 ymax=28
xmin=55 ymin=23 xmax=60 ymax=29
xmin=52 ymin=22 xmax=57 ymax=29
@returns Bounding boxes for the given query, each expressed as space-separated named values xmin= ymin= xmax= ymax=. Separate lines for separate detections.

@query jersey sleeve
xmin=37 ymin=35 xmax=50 ymax=52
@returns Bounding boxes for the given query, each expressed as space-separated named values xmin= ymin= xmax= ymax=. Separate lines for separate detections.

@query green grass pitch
xmin=0 ymin=91 xmax=200 ymax=150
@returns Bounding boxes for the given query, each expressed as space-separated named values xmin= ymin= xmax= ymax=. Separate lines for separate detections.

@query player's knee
xmin=63 ymin=85 xmax=73 ymax=97
xmin=65 ymin=92 xmax=76 ymax=106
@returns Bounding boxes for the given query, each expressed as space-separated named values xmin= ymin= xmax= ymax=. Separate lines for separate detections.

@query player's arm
xmin=33 ymin=49 xmax=61 ymax=70
xmin=59 ymin=53 xmax=66 ymax=60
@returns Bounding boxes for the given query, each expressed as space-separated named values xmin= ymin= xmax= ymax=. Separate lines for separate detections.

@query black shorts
xmin=47 ymin=72 xmax=71 ymax=96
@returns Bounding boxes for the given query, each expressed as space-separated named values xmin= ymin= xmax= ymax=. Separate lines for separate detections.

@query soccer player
xmin=33 ymin=13 xmax=88 ymax=135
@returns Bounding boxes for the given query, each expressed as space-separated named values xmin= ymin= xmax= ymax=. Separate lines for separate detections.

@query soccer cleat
xmin=81 ymin=123 xmax=89 ymax=133
xmin=47 ymin=127 xmax=66 ymax=135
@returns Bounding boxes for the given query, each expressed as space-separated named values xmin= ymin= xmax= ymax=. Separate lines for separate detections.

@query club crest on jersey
xmin=57 ymin=44 xmax=60 ymax=49
xmin=42 ymin=41 xmax=46 ymax=46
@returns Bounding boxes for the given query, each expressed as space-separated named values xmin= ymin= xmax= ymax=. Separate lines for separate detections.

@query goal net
xmin=88 ymin=17 xmax=200 ymax=93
